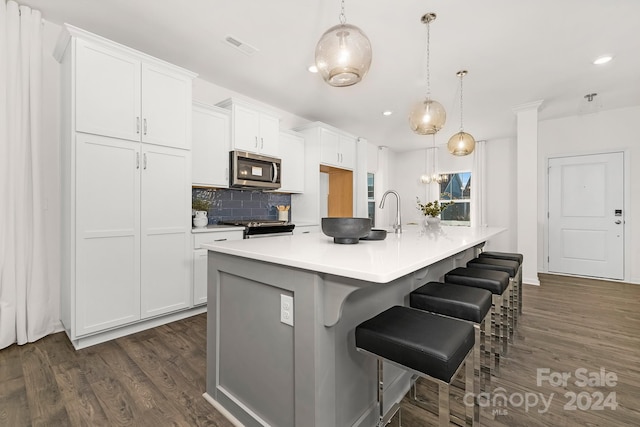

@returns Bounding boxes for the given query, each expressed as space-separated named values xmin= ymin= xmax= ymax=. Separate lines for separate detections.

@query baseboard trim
xmin=69 ymin=305 xmax=207 ymax=350
xmin=202 ymin=392 xmax=245 ymax=427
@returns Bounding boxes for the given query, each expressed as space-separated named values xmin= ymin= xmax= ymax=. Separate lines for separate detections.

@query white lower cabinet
xmin=192 ymin=230 xmax=244 ymax=305
xmin=73 ymin=134 xmax=192 ymax=336
xmin=140 ymin=145 xmax=192 ymax=318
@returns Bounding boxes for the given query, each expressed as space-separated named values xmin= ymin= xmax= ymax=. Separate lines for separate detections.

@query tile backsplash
xmin=192 ymin=188 xmax=292 ymax=225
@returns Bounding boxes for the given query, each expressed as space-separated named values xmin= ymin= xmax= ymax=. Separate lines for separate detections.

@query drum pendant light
xmin=315 ymin=0 xmax=372 ymax=87
xmin=447 ymin=70 xmax=476 ymax=156
xmin=409 ymin=13 xmax=446 ymax=135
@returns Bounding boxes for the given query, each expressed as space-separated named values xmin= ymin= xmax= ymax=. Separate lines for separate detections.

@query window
xmin=439 ymin=172 xmax=471 ymax=226
xmin=367 ymin=173 xmax=375 ymax=225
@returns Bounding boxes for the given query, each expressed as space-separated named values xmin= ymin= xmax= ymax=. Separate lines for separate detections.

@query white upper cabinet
xmin=74 ymin=38 xmax=141 ymax=141
xmin=314 ymin=125 xmax=356 ymax=170
xmin=277 ymin=130 xmax=305 ymax=193
xmin=66 ymin=27 xmax=195 ymax=149
xmin=217 ymin=98 xmax=280 ymax=157
xmin=192 ymin=102 xmax=230 ymax=187
xmin=141 ymin=63 xmax=192 ymax=149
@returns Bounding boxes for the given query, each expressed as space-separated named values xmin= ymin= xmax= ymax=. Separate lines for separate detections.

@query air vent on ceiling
xmin=224 ymin=35 xmax=259 ymax=56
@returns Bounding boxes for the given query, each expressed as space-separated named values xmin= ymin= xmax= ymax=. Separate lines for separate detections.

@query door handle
xmin=615 ymin=220 xmax=622 ymax=224
xmin=143 ymin=118 xmax=147 ymax=135
xmin=143 ymin=153 xmax=147 ymax=170
xmin=136 ymin=117 xmax=140 ymax=134
xmin=136 ymin=152 xmax=140 ymax=169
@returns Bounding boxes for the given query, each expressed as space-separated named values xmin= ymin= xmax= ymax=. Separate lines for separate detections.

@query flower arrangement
xmin=192 ymin=198 xmax=211 ymax=212
xmin=416 ymin=197 xmax=454 ymax=217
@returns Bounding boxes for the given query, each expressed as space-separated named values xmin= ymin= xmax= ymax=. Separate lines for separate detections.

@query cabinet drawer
xmin=193 ymin=230 xmax=244 ymax=248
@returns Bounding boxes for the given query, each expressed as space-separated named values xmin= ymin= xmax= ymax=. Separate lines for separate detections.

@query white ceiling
xmin=22 ymin=0 xmax=640 ymax=152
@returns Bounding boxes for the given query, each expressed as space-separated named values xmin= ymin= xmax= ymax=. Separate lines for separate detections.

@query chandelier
xmin=420 ymin=135 xmax=449 ymax=184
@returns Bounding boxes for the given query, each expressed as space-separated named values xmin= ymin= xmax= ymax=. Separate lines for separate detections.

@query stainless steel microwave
xmin=229 ymin=150 xmax=281 ymax=190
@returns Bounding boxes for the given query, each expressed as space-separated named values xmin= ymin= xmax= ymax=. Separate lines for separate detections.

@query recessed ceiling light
xmin=593 ymin=55 xmax=613 ymax=65
xmin=308 ymin=65 xmax=318 ymax=73
xmin=382 ymin=110 xmax=393 ymax=116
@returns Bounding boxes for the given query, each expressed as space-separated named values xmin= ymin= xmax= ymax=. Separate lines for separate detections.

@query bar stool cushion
xmin=445 ymin=267 xmax=509 ymax=295
xmin=410 ymin=282 xmax=492 ymax=324
xmin=356 ymin=306 xmax=474 ymax=383
xmin=467 ymin=258 xmax=519 ymax=277
xmin=479 ymin=251 xmax=523 ymax=266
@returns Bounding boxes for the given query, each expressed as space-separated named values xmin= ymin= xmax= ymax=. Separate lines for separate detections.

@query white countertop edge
xmin=202 ymin=226 xmax=506 ymax=283
xmin=192 ymin=225 xmax=245 ymax=233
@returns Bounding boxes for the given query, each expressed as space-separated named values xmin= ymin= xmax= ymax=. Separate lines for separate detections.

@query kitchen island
xmin=202 ymin=225 xmax=504 ymax=427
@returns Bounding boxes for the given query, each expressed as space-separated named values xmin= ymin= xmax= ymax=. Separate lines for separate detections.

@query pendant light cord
xmin=339 ymin=0 xmax=346 ymax=23
xmin=425 ymin=19 xmax=431 ymax=97
xmin=459 ymin=74 xmax=464 ymax=131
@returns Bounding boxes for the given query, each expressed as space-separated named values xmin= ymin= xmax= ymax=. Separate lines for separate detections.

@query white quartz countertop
xmin=202 ymin=225 xmax=505 ymax=283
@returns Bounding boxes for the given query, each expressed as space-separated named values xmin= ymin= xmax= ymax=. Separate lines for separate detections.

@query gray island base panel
xmin=202 ymin=225 xmax=505 ymax=427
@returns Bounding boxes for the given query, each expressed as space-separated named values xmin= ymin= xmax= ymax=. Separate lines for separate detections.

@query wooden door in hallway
xmin=548 ymin=152 xmax=624 ymax=280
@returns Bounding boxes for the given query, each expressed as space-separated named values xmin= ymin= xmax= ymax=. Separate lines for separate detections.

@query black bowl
xmin=360 ymin=229 xmax=387 ymax=241
xmin=321 ymin=217 xmax=372 ymax=244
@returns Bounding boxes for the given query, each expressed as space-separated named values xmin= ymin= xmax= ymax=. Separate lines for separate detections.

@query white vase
xmin=425 ymin=216 xmax=441 ymax=228
xmin=193 ymin=210 xmax=208 ymax=228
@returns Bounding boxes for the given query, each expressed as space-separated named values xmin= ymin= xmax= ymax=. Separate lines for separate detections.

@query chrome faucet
xmin=379 ymin=190 xmax=402 ymax=234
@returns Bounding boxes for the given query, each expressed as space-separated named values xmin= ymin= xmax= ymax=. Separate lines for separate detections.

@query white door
xmin=75 ymin=134 xmax=141 ymax=335
xmin=140 ymin=144 xmax=192 ymax=318
xmin=548 ymin=152 xmax=624 ymax=280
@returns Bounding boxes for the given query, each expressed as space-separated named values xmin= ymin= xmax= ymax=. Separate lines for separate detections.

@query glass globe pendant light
xmin=315 ymin=0 xmax=372 ymax=87
xmin=409 ymin=13 xmax=446 ymax=135
xmin=447 ymin=70 xmax=476 ymax=156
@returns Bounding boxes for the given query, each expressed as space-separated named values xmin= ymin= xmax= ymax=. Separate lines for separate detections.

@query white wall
xmin=538 ymin=105 xmax=639 ymax=283
xmin=483 ymin=138 xmax=517 ymax=252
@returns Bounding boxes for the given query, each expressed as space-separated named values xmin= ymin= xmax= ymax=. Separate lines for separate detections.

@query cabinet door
xmin=319 ymin=128 xmax=340 ymax=167
xmin=258 ymin=114 xmax=280 ymax=156
xmin=339 ymin=135 xmax=356 ymax=170
xmin=75 ymin=39 xmax=141 ymax=142
xmin=75 ymin=134 xmax=141 ymax=336
xmin=278 ymin=132 xmax=304 ymax=193
xmin=140 ymin=145 xmax=191 ymax=318
xmin=232 ymin=104 xmax=261 ymax=152
xmin=192 ymin=105 xmax=230 ymax=187
xmin=142 ymin=63 xmax=192 ymax=149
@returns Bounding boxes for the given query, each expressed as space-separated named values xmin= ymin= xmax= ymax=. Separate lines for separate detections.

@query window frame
xmin=438 ymin=170 xmax=472 ymax=226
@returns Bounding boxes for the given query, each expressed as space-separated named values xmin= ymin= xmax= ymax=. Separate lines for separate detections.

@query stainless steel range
xmin=219 ymin=219 xmax=295 ymax=239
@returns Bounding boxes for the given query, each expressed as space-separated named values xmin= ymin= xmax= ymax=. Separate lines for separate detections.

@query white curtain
xmin=471 ymin=140 xmax=487 ymax=227
xmin=0 ymin=0 xmax=54 ymax=350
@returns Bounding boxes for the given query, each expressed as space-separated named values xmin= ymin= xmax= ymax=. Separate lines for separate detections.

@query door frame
xmin=545 ymin=148 xmax=631 ymax=281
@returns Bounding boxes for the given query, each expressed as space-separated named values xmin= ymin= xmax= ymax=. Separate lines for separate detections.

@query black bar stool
xmin=479 ymin=251 xmax=524 ymax=315
xmin=444 ymin=267 xmax=510 ymax=368
xmin=356 ymin=305 xmax=478 ymax=426
xmin=410 ymin=281 xmax=493 ymax=391
xmin=467 ymin=257 xmax=520 ymax=337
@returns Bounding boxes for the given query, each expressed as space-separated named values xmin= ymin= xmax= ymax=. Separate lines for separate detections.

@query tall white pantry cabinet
xmin=54 ymin=25 xmax=198 ymax=349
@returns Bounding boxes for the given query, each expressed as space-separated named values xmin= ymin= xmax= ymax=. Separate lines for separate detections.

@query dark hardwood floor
xmin=1 ymin=273 xmax=639 ymax=426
